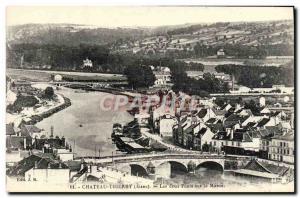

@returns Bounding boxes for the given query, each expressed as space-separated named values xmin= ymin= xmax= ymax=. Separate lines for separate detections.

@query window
xmin=232 ymin=141 xmax=234 ymax=146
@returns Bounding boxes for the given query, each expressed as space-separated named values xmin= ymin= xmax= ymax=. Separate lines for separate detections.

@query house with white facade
xmin=82 ymin=58 xmax=93 ymax=68
xmin=159 ymin=114 xmax=177 ymax=137
xmin=269 ymin=131 xmax=294 ymax=163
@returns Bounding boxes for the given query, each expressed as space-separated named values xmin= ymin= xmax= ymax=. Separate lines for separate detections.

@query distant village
xmin=115 ymin=20 xmax=293 ymax=57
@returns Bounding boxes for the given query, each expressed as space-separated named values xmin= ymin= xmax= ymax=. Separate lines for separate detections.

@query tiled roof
xmin=7 ymin=153 xmax=66 ymax=176
xmin=197 ymin=109 xmax=207 ymax=118
xmin=197 ymin=128 xmax=208 ymax=136
xmin=20 ymin=125 xmax=42 ymax=138
xmin=212 ymin=131 xmax=252 ymax=142
xmin=66 ymin=160 xmax=82 ymax=171
xmin=206 ymin=118 xmax=217 ymax=124
xmin=213 ymin=109 xmax=227 ymax=116
xmin=207 ymin=123 xmax=224 ymax=134
xmin=273 ymin=131 xmax=294 ymax=141
xmin=226 ymin=114 xmax=248 ymax=123
xmin=257 ymin=160 xmax=290 ymax=175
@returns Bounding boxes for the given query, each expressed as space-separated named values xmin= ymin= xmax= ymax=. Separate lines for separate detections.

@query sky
xmin=6 ymin=6 xmax=294 ymax=27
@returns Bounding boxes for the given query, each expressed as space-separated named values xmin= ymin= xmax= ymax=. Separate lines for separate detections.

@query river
xmin=36 ymin=86 xmax=133 ymax=157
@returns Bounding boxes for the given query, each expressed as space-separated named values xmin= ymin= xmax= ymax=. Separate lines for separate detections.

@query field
xmin=181 ymin=57 xmax=294 ymax=72
xmin=6 ymin=68 xmax=127 ymax=82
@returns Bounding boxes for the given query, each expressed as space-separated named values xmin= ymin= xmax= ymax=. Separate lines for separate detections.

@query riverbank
xmin=6 ymin=93 xmax=71 ymax=128
xmin=25 ymin=95 xmax=71 ymax=125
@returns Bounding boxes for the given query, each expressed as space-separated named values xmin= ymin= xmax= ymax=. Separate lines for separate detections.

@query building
xmin=159 ymin=114 xmax=177 ymax=137
xmin=258 ymin=126 xmax=283 ymax=159
xmin=196 ymin=108 xmax=216 ymax=123
xmin=269 ymin=131 xmax=294 ymax=163
xmin=212 ymin=128 xmax=260 ymax=155
xmin=173 ymin=115 xmax=215 ymax=151
xmin=53 ymin=74 xmax=63 ymax=82
xmin=54 ymin=147 xmax=75 ymax=161
xmin=134 ymin=113 xmax=150 ymax=127
xmin=6 ymin=90 xmax=17 ymax=105
xmin=82 ymin=58 xmax=93 ymax=68
xmin=217 ymin=49 xmax=225 ymax=57
xmin=231 ymin=159 xmax=294 ymax=184
xmin=19 ymin=125 xmax=42 ymax=139
xmin=185 ymin=71 xmax=231 ymax=81
xmin=152 ymin=66 xmax=172 ymax=87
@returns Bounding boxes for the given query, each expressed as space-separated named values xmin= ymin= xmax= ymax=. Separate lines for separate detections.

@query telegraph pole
xmin=94 ymin=145 xmax=97 ymax=163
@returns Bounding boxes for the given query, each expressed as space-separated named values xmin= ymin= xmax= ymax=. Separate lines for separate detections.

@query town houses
xmin=122 ymin=91 xmax=294 ymax=164
xmin=115 ymin=89 xmax=294 ymax=167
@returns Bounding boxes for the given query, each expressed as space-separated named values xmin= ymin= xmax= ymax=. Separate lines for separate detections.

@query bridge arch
xmin=196 ymin=161 xmax=224 ymax=172
xmin=130 ymin=164 xmax=148 ymax=177
xmin=155 ymin=161 xmax=188 ymax=178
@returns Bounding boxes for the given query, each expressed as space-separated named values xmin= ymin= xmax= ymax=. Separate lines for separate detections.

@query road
xmin=140 ymin=128 xmax=203 ymax=153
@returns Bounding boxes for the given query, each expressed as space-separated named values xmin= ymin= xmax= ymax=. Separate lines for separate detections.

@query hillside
xmin=7 ymin=23 xmax=150 ymax=46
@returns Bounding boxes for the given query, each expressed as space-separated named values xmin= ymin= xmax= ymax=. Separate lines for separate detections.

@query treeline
xmin=7 ymin=43 xmax=204 ymax=73
xmin=147 ymin=57 xmax=229 ymax=95
xmin=123 ymin=57 xmax=204 ymax=89
xmin=172 ymin=72 xmax=229 ymax=97
xmin=215 ymin=64 xmax=294 ymax=88
xmin=194 ymin=43 xmax=293 ymax=58
xmin=7 ymin=43 xmax=142 ymax=73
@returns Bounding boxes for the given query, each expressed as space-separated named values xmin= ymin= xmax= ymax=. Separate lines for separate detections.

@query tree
xmin=124 ymin=65 xmax=155 ymax=89
xmin=44 ymin=87 xmax=54 ymax=99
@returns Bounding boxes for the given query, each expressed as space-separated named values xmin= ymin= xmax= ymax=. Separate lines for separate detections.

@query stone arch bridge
xmin=80 ymin=153 xmax=225 ymax=179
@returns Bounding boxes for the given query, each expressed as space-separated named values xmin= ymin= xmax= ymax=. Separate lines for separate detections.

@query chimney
xmin=48 ymin=162 xmax=51 ymax=169
xmin=61 ymin=136 xmax=66 ymax=147
xmin=80 ymin=158 xmax=85 ymax=170
xmin=89 ymin=164 xmax=92 ymax=173
xmin=34 ymin=161 xmax=38 ymax=169
xmin=232 ymin=74 xmax=235 ymax=91
xmin=230 ymin=129 xmax=234 ymax=140
xmin=50 ymin=126 xmax=54 ymax=138
xmin=59 ymin=163 xmax=62 ymax=169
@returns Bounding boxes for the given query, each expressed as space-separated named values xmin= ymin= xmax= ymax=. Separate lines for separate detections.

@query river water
xmin=36 ymin=87 xmax=133 ymax=157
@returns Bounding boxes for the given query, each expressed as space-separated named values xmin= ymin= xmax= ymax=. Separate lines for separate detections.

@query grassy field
xmin=7 ymin=68 xmax=127 ymax=82
xmin=181 ymin=57 xmax=293 ymax=67
xmin=7 ymin=68 xmax=52 ymax=81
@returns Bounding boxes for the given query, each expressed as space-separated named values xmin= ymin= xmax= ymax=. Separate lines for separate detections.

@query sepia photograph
xmin=5 ymin=6 xmax=295 ymax=193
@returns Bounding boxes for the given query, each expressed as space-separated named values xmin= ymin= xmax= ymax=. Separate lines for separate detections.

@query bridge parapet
xmin=80 ymin=153 xmax=225 ymax=179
